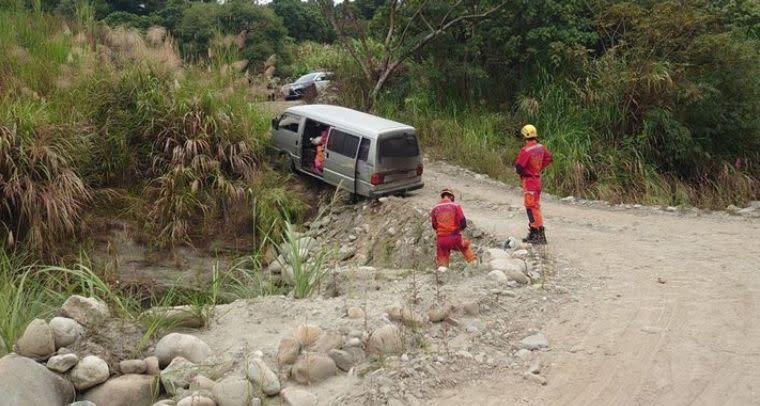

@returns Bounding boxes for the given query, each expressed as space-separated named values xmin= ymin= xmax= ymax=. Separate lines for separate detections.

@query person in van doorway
xmin=312 ymin=126 xmax=330 ymax=172
xmin=514 ymin=124 xmax=553 ymax=244
xmin=431 ymin=188 xmax=477 ymax=271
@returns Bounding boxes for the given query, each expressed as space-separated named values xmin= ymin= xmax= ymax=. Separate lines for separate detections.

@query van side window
xmin=279 ymin=113 xmax=301 ymax=133
xmin=327 ymin=129 xmax=360 ymax=157
xmin=358 ymin=138 xmax=370 ymax=162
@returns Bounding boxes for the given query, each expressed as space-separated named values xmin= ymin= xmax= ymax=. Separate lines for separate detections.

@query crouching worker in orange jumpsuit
xmin=430 ymin=188 xmax=477 ymax=269
xmin=514 ymin=124 xmax=553 ymax=244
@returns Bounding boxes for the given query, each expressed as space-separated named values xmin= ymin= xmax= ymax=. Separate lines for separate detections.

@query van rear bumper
xmin=367 ymin=182 xmax=424 ymax=198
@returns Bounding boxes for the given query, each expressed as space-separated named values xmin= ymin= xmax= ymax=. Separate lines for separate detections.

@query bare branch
xmin=316 ymin=0 xmax=373 ymax=83
xmin=378 ymin=1 xmax=509 ymax=96
xmin=397 ymin=0 xmax=429 ymax=50
xmin=439 ymin=0 xmax=465 ymax=26
xmin=384 ymin=0 xmax=399 ymax=50
xmin=420 ymin=12 xmax=435 ymax=33
xmin=347 ymin=8 xmax=372 ymax=60
xmin=439 ymin=2 xmax=508 ymax=33
xmin=382 ymin=0 xmax=400 ymax=77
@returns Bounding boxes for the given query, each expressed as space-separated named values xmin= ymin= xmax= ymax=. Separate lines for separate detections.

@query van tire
xmin=274 ymin=152 xmax=294 ymax=172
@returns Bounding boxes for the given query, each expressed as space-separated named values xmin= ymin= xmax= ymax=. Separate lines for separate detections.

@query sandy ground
xmin=409 ymin=160 xmax=760 ymax=406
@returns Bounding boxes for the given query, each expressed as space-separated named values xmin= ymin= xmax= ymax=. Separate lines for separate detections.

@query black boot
xmin=534 ymin=227 xmax=548 ymax=245
xmin=522 ymin=227 xmax=538 ymax=243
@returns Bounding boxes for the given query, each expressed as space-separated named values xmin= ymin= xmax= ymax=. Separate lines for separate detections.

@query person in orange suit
xmin=313 ymin=126 xmax=330 ymax=172
xmin=430 ymin=188 xmax=477 ymax=269
xmin=514 ymin=124 xmax=553 ymax=244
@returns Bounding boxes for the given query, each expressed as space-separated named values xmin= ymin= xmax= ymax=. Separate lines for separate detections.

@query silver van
xmin=270 ymin=104 xmax=424 ymax=198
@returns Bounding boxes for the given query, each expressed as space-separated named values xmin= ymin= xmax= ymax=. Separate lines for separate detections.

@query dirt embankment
xmin=65 ymin=158 xmax=760 ymax=406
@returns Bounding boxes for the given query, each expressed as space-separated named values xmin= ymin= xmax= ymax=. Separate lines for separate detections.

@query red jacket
xmin=431 ymin=197 xmax=467 ymax=237
xmin=515 ymin=140 xmax=553 ymax=178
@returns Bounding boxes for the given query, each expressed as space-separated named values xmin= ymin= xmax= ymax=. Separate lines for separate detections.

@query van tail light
xmin=370 ymin=173 xmax=385 ymax=185
xmin=416 ymin=163 xmax=424 ymax=176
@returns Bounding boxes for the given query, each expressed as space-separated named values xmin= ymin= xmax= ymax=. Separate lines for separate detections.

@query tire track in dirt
xmin=406 ymin=160 xmax=760 ymax=406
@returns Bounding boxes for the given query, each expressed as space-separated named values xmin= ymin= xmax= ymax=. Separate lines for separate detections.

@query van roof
xmin=285 ymin=104 xmax=415 ymax=138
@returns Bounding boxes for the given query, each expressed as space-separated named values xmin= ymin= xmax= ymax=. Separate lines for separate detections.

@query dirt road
xmin=406 ymin=160 xmax=760 ymax=406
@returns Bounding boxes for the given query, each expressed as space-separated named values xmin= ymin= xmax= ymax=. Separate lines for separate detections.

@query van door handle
xmin=326 ymin=152 xmax=330 ymax=158
xmin=296 ymin=140 xmax=299 ymax=145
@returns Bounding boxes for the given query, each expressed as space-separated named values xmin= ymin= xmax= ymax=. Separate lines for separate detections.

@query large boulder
xmin=520 ymin=333 xmax=550 ymax=351
xmin=120 ymin=359 xmax=148 ymax=375
xmin=0 ymin=353 xmax=76 ymax=405
xmin=491 ymin=257 xmax=527 ymax=274
xmin=69 ymin=355 xmax=110 ymax=390
xmin=246 ymin=358 xmax=280 ymax=395
xmin=82 ymin=374 xmax=159 ymax=406
xmin=290 ymin=324 xmax=322 ymax=347
xmin=277 ymin=337 xmax=300 ymax=367
xmin=144 ymin=356 xmax=160 ymax=376
xmin=142 ymin=306 xmax=204 ymax=329
xmin=485 ymin=248 xmax=511 ymax=263
xmin=367 ymin=324 xmax=403 ymax=355
xmin=506 ymin=269 xmax=530 ymax=284
xmin=387 ymin=306 xmax=426 ymax=328
xmin=155 ymin=333 xmax=212 ymax=367
xmin=212 ymin=376 xmax=255 ymax=406
xmin=46 ymin=353 xmax=79 ymax=373
xmin=15 ymin=318 xmax=56 ymax=360
xmin=177 ymin=394 xmax=216 ymax=406
xmin=427 ymin=302 xmax=453 ymax=323
xmin=61 ymin=295 xmax=110 ymax=327
xmin=160 ymin=357 xmax=212 ymax=396
xmin=327 ymin=349 xmax=355 ymax=372
xmin=309 ymin=332 xmax=342 ymax=354
xmin=48 ymin=317 xmax=83 ymax=349
xmin=291 ymin=353 xmax=338 ymax=384
xmin=487 ymin=270 xmax=508 ymax=283
xmin=280 ymin=387 xmax=317 ymax=406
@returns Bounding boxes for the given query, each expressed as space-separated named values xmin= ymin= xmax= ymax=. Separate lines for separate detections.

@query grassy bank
xmin=375 ymin=77 xmax=759 ymax=209
xmin=0 ymin=10 xmax=320 ymax=350
xmin=0 ymin=10 xmax=307 ymax=257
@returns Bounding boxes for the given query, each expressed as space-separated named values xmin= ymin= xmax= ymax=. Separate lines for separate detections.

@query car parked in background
xmin=281 ymin=71 xmax=333 ymax=100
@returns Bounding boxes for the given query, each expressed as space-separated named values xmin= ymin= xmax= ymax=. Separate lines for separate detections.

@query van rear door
xmin=323 ymin=128 xmax=361 ymax=191
xmin=375 ymin=132 xmax=421 ymax=183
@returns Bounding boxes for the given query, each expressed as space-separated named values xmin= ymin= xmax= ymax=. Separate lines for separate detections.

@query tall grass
xmin=1 ymin=10 xmax=307 ymax=256
xmin=375 ymin=68 xmax=759 ymax=208
xmin=279 ymin=221 xmax=332 ymax=299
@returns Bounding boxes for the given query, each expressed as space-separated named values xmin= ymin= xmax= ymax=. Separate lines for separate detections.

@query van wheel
xmin=274 ymin=152 xmax=293 ymax=172
xmin=336 ymin=190 xmax=359 ymax=204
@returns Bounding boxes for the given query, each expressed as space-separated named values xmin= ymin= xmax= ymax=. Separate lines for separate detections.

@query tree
xmin=176 ymin=0 xmax=288 ymax=66
xmin=270 ymin=0 xmax=335 ymax=43
xmin=316 ymin=0 xmax=506 ymax=109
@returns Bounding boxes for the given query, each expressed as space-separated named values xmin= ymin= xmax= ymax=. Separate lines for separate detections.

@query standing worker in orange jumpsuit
xmin=514 ymin=124 xmax=553 ymax=244
xmin=431 ymin=188 xmax=478 ymax=270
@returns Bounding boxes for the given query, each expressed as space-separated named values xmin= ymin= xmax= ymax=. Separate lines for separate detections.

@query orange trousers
xmin=435 ymin=234 xmax=477 ymax=267
xmin=524 ymin=190 xmax=543 ymax=228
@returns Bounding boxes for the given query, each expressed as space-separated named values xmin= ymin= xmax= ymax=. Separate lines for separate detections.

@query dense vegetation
xmin=355 ymin=0 xmax=760 ymax=208
xmin=0 ymin=6 xmax=316 ymax=348
xmin=68 ymin=0 xmax=758 ymax=207
xmin=0 ymin=9 xmax=307 ymax=257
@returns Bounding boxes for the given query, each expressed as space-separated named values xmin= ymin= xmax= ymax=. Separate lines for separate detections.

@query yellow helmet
xmin=440 ymin=188 xmax=455 ymax=200
xmin=521 ymin=124 xmax=538 ymax=139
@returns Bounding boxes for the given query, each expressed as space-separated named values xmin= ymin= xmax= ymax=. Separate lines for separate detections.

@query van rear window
xmin=379 ymin=134 xmax=419 ymax=161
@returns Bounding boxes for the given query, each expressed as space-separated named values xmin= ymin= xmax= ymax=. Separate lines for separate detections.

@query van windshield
xmin=378 ymin=133 xmax=419 ymax=162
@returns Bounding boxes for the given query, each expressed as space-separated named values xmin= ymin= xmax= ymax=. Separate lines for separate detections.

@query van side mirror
xmin=271 ymin=117 xmax=279 ymax=130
